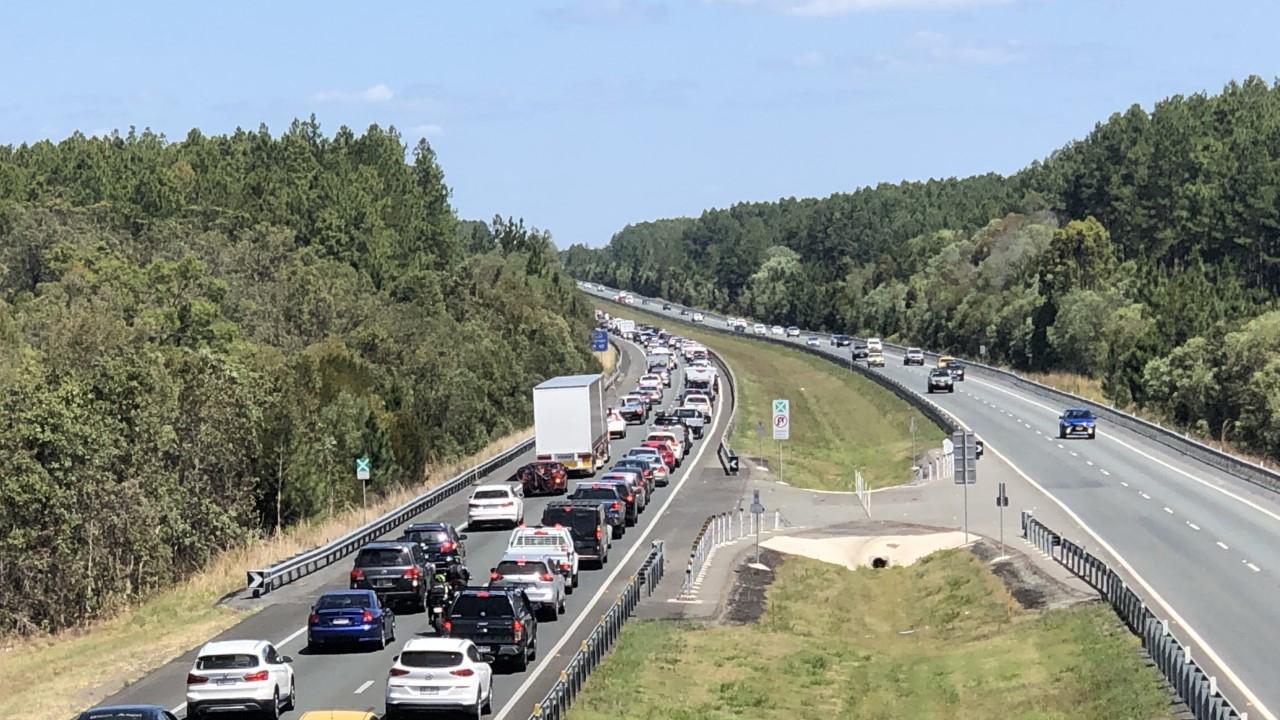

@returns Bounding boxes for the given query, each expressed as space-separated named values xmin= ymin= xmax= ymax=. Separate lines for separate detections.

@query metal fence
xmin=1021 ymin=513 xmax=1244 ymax=720
xmin=526 ymin=541 xmax=666 ymax=720
xmin=679 ymin=507 xmax=787 ymax=599
xmin=245 ymin=351 xmax=626 ymax=596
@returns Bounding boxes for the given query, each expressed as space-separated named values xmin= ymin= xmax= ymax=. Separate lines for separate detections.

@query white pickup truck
xmin=685 ymin=362 xmax=715 ymax=390
xmin=507 ymin=526 xmax=579 ymax=591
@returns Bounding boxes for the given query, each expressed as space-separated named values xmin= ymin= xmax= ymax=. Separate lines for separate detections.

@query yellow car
xmin=298 ymin=712 xmax=378 ymax=720
xmin=937 ymin=355 xmax=954 ymax=369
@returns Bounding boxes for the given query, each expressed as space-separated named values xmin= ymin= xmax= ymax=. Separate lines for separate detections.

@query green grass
xmin=567 ymin=550 xmax=1172 ymax=720
xmin=603 ymin=301 xmax=943 ymax=490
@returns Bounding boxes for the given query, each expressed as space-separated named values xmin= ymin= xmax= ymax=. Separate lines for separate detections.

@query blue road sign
xmin=591 ymin=329 xmax=608 ymax=352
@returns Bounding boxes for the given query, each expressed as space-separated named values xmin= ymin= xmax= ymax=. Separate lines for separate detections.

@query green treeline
xmin=565 ymin=76 xmax=1280 ymax=456
xmin=0 ymin=118 xmax=597 ymax=635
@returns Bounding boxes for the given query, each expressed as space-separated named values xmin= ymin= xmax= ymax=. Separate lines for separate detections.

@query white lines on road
xmin=1120 ymin=481 xmax=1129 ymax=487
xmin=1086 ymin=460 xmax=1094 ymax=466
xmin=1035 ymin=429 xmax=1042 ymax=435
xmin=1024 ymin=423 xmax=1032 ymax=429
xmin=1187 ymin=522 xmax=1201 ymax=531
xmin=1248 ymin=562 xmax=1262 ymax=573
xmin=354 ymin=680 xmax=374 ymax=695
xmin=1217 ymin=541 xmax=1231 ymax=550
xmin=1070 ymin=451 xmax=1078 ymax=457
xmin=1163 ymin=506 xmax=1174 ymax=514
xmin=1139 ymin=491 xmax=1151 ymax=500
xmin=1056 ymin=443 xmax=1065 ymax=449
xmin=1100 ymin=469 xmax=1111 ymax=476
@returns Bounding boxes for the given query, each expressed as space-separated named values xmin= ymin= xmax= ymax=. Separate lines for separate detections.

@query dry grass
xmin=597 ymin=342 xmax=619 ymax=372
xmin=1021 ymin=370 xmax=1110 ymax=405
xmin=0 ymin=427 xmax=534 ymax=720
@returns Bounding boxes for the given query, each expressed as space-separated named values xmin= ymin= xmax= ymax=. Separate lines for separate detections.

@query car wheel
xmin=572 ymin=572 xmax=580 ymax=588
xmin=284 ymin=680 xmax=296 ymax=711
xmin=264 ymin=688 xmax=280 ymax=720
xmin=376 ymin=623 xmax=387 ymax=649
xmin=482 ymin=680 xmax=493 ymax=714
xmin=513 ymin=647 xmax=529 ymax=671
xmin=612 ymin=526 xmax=623 ymax=539
xmin=389 ymin=616 xmax=396 ymax=642
xmin=558 ymin=596 xmax=566 ymax=615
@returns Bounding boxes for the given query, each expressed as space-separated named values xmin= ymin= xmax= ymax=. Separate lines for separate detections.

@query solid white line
xmin=1188 ymin=522 xmax=1201 ymax=531
xmin=1248 ymin=562 xmax=1261 ymax=573
xmin=1218 ymin=541 xmax=1231 ymax=550
xmin=354 ymin=680 xmax=374 ymax=694
xmin=1035 ymin=429 xmax=1042 ymax=434
xmin=1164 ymin=507 xmax=1173 ymax=514
xmin=492 ymin=366 xmax=727 ymax=720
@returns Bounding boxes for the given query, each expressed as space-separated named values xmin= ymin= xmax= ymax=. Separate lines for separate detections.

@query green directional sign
xmin=356 ymin=456 xmax=371 ymax=481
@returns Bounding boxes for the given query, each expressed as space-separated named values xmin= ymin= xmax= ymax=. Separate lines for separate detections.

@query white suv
xmin=467 ymin=484 xmax=524 ymax=529
xmin=185 ymin=640 xmax=295 ymax=719
xmin=490 ymin=554 xmax=567 ymax=621
xmin=508 ymin=525 xmax=579 ymax=589
xmin=386 ymin=637 xmax=493 ymax=719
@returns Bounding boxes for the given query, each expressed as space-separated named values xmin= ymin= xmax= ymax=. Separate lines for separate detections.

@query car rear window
xmin=196 ymin=653 xmax=259 ymax=670
xmin=451 ymin=594 xmax=515 ymax=617
xmin=402 ymin=530 xmax=450 ymax=546
xmin=574 ymin=487 xmax=621 ymax=500
xmin=81 ymin=712 xmax=150 ymax=720
xmin=355 ymin=548 xmax=410 ymax=567
xmin=316 ymin=593 xmax=372 ymax=610
xmin=400 ymin=650 xmax=464 ymax=668
xmin=473 ymin=489 xmax=511 ymax=499
xmin=543 ymin=508 xmax=600 ymax=535
xmin=496 ymin=560 xmax=547 ymax=575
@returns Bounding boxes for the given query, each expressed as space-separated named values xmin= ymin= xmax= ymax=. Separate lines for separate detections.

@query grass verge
xmin=602 ymin=301 xmax=942 ymax=490
xmin=0 ymin=426 xmax=537 ymax=720
xmin=567 ymin=550 xmax=1171 ymax=720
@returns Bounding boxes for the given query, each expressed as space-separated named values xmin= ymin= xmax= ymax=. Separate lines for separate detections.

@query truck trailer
xmin=534 ymin=374 xmax=609 ymax=477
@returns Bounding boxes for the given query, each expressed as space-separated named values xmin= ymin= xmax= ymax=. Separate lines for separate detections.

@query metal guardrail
xmin=679 ymin=508 xmax=787 ymax=598
xmin=1021 ymin=513 xmax=1244 ymax=720
xmin=526 ymin=541 xmax=665 ymax=720
xmin=245 ymin=345 xmax=627 ymax=596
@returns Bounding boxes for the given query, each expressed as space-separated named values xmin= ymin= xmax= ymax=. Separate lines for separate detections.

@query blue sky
xmin=2 ymin=0 xmax=1277 ymax=247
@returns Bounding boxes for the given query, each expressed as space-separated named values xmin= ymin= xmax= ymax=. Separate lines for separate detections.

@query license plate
xmin=215 ymin=678 xmax=237 ymax=686
xmin=477 ymin=646 xmax=492 ymax=653
xmin=374 ymin=579 xmax=394 ymax=588
xmin=415 ymin=686 xmax=439 ymax=695
xmin=331 ymin=618 xmax=351 ymax=625
xmin=432 ymin=606 xmax=443 ymax=613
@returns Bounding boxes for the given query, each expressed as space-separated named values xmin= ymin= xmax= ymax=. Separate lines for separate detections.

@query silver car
xmin=489 ymin=554 xmax=566 ymax=621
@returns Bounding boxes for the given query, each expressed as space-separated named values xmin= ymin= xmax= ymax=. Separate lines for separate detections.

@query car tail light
xmin=308 ymin=612 xmax=320 ymax=625
xmin=611 ymin=502 xmax=621 ymax=510
xmin=389 ymin=667 xmax=411 ymax=677
xmin=404 ymin=566 xmax=420 ymax=580
xmin=595 ymin=527 xmax=603 ymax=540
xmin=186 ymin=673 xmax=208 ymax=685
xmin=540 ymin=571 xmax=554 ymax=581
xmin=243 ymin=670 xmax=269 ymax=682
xmin=362 ymin=609 xmax=374 ymax=623
xmin=439 ymin=541 xmax=455 ymax=553
xmin=442 ymin=620 xmax=452 ymax=633
xmin=490 ymin=570 xmax=502 ymax=581
xmin=560 ymin=562 xmax=571 ymax=571
xmin=512 ymin=619 xmax=524 ymax=640
xmin=350 ymin=568 xmax=364 ymax=582
xmin=451 ymin=668 xmax=475 ymax=677
xmin=626 ymin=494 xmax=634 ymax=502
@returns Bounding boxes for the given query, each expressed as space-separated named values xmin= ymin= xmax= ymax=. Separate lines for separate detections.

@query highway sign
xmin=247 ymin=570 xmax=265 ymax=590
xmin=591 ymin=329 xmax=608 ymax=352
xmin=772 ymin=398 xmax=790 ymax=440
xmin=952 ymin=430 xmax=977 ymax=485
xmin=356 ymin=456 xmax=371 ymax=481
xmin=942 ymin=437 xmax=954 ymax=455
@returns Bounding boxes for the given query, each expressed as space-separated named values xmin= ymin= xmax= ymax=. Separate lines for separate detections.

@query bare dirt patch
xmin=969 ymin=539 xmax=1095 ymax=610
xmin=719 ymin=548 xmax=786 ymax=624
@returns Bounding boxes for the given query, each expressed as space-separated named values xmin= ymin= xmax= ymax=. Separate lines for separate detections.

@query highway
xmin=594 ymin=289 xmax=1280 ymax=720
xmin=95 ymin=335 xmax=734 ymax=719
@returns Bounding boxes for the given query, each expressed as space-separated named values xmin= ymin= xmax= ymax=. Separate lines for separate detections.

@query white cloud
xmin=411 ymin=124 xmax=444 ymax=137
xmin=791 ymin=50 xmax=827 ymax=68
xmin=904 ymin=30 xmax=1016 ymax=65
xmin=713 ymin=0 xmax=1012 ymax=15
xmin=311 ymin=83 xmax=395 ymax=103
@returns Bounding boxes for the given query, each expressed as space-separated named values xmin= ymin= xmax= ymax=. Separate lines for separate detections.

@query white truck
xmin=534 ymin=374 xmax=609 ymax=477
xmin=615 ymin=319 xmax=636 ymax=341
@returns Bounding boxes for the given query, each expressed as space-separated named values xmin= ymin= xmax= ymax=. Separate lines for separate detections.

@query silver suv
xmin=905 ymin=348 xmax=925 ymax=366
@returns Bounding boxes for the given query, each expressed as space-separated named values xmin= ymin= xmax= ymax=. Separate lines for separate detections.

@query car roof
xmin=360 ymin=540 xmax=415 ymax=550
xmin=298 ymin=712 xmax=379 ymax=720
xmin=318 ymin=589 xmax=376 ymax=600
xmin=1065 ymin=407 xmax=1092 ymax=413
xmin=405 ymin=521 xmax=450 ymax=531
xmin=473 ymin=483 xmax=515 ymax=492
xmin=81 ymin=706 xmax=169 ymax=715
xmin=402 ymin=636 xmax=474 ymax=653
xmin=198 ymin=639 xmax=266 ymax=655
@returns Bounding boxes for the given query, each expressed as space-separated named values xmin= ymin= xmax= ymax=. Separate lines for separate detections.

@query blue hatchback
xmin=76 ymin=706 xmax=178 ymax=720
xmin=307 ymin=589 xmax=395 ymax=651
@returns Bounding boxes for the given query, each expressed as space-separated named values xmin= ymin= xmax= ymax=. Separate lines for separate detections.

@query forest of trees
xmin=0 ymin=118 xmax=599 ymax=635
xmin=565 ymin=76 xmax=1280 ymax=459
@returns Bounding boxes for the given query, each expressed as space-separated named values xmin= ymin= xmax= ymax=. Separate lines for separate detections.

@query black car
xmin=77 ymin=707 xmax=179 ymax=720
xmin=946 ymin=361 xmax=966 ymax=381
xmin=831 ymin=334 xmax=853 ymax=347
xmin=679 ymin=308 xmax=689 ymax=315
xmin=350 ymin=541 xmax=437 ymax=611
xmin=400 ymin=521 xmax=468 ymax=568
xmin=851 ymin=341 xmax=869 ymax=359
xmin=542 ymin=501 xmax=610 ymax=567
xmin=567 ymin=483 xmax=629 ymax=538
xmin=444 ymin=586 xmax=539 ymax=670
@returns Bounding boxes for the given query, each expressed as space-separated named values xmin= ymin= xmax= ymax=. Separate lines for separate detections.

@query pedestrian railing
xmin=1022 ymin=513 xmax=1244 ymax=720
xmin=679 ymin=507 xmax=790 ymax=598
xmin=526 ymin=541 xmax=665 ymax=720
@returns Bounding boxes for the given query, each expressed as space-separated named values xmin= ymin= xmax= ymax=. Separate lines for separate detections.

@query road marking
xmin=1035 ymin=429 xmax=1042 ymax=434
xmin=1070 ymin=451 xmax=1078 ymax=457
xmin=1100 ymin=469 xmax=1111 ymax=476
xmin=1139 ymin=492 xmax=1151 ymax=499
xmin=1248 ymin=562 xmax=1261 ymax=573
xmin=1121 ymin=481 xmax=1129 ymax=487
xmin=492 ymin=365 xmax=727 ymax=720
xmin=354 ymin=680 xmax=374 ymax=694
xmin=1057 ymin=443 xmax=1065 ymax=449
xmin=1086 ymin=460 xmax=1094 ymax=466
xmin=1024 ymin=423 xmax=1032 ymax=429
xmin=1163 ymin=507 xmax=1173 ymax=514
xmin=1187 ymin=522 xmax=1201 ymax=531
xmin=1218 ymin=541 xmax=1230 ymax=550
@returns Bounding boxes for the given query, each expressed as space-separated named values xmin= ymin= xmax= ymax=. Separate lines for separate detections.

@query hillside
xmin=565 ymin=76 xmax=1280 ymax=460
xmin=0 ymin=119 xmax=598 ymax=636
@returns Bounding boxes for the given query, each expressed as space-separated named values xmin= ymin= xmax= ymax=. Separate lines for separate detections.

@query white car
xmin=467 ymin=484 xmax=524 ymax=528
xmin=508 ymin=525 xmax=579 ymax=589
xmin=806 ymin=335 xmax=820 ymax=347
xmin=386 ymin=637 xmax=493 ymax=718
xmin=683 ymin=394 xmax=713 ymax=418
xmin=607 ymin=408 xmax=626 ymax=439
xmin=771 ymin=325 xmax=785 ymax=335
xmin=753 ymin=323 xmax=767 ymax=335
xmin=185 ymin=640 xmax=295 ymax=719
xmin=786 ymin=326 xmax=801 ymax=337
xmin=867 ymin=337 xmax=884 ymax=353
xmin=490 ymin=554 xmax=567 ymax=621
xmin=692 ymin=312 xmax=704 ymax=322
xmin=638 ymin=373 xmax=663 ymax=391
xmin=645 ymin=431 xmax=684 ymax=462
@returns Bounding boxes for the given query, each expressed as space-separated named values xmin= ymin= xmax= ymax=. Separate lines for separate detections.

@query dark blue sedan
xmin=307 ymin=590 xmax=395 ymax=651
xmin=76 ymin=706 xmax=179 ymax=720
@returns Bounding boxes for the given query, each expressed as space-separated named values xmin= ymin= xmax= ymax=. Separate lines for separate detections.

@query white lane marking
xmin=981 ymin=440 xmax=1275 ymax=720
xmin=969 ymin=375 xmax=1280 ymax=527
xmin=1056 ymin=443 xmax=1065 ymax=449
xmin=1164 ymin=507 xmax=1173 ymax=514
xmin=1187 ymin=522 xmax=1201 ymax=531
xmin=1139 ymin=492 xmax=1151 ymax=499
xmin=1035 ymin=429 xmax=1042 ymax=434
xmin=1248 ymin=562 xmax=1261 ymax=573
xmin=1121 ymin=481 xmax=1129 ymax=487
xmin=1024 ymin=423 xmax=1032 ymax=429
xmin=1100 ymin=469 xmax=1111 ymax=476
xmin=354 ymin=680 xmax=374 ymax=694
xmin=1086 ymin=460 xmax=1094 ymax=466
xmin=1070 ymin=451 xmax=1078 ymax=457
xmin=492 ymin=366 xmax=727 ymax=720
xmin=1218 ymin=541 xmax=1231 ymax=550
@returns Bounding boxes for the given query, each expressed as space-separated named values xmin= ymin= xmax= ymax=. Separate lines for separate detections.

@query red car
xmin=514 ymin=461 xmax=568 ymax=496
xmin=641 ymin=441 xmax=676 ymax=470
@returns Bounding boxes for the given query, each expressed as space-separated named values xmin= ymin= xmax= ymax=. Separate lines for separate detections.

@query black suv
xmin=542 ymin=501 xmax=610 ymax=568
xmin=444 ymin=587 xmax=538 ymax=670
xmin=566 ymin=483 xmax=629 ymax=538
xmin=400 ymin=522 xmax=467 ymax=568
xmin=350 ymin=541 xmax=437 ymax=611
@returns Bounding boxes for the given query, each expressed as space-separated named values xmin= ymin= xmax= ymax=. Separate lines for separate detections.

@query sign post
xmin=952 ymin=430 xmax=977 ymax=542
xmin=772 ymin=399 xmax=790 ymax=483
xmin=356 ymin=456 xmax=371 ymax=519
xmin=996 ymin=481 xmax=1010 ymax=557
xmin=755 ymin=420 xmax=764 ymax=461
xmin=750 ymin=489 xmax=766 ymax=565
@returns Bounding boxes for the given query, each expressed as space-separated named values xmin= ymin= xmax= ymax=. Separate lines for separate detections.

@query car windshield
xmin=1066 ymin=410 xmax=1092 ymax=419
xmin=355 ymin=548 xmax=410 ymax=567
xmin=316 ymin=593 xmax=372 ymax=610
xmin=196 ymin=653 xmax=258 ymax=670
xmin=473 ymin=489 xmax=511 ymax=499
xmin=400 ymin=650 xmax=464 ymax=668
xmin=451 ymin=594 xmax=514 ymax=617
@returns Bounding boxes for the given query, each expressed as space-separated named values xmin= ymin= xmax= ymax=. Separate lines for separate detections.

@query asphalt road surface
xmin=592 ymin=288 xmax=1280 ymax=720
xmin=96 ymin=335 xmax=734 ymax=719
